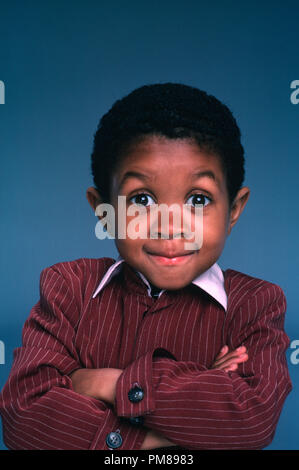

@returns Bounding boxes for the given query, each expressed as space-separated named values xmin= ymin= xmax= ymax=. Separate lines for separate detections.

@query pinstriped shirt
xmin=0 ymin=257 xmax=292 ymax=450
xmin=92 ymin=255 xmax=228 ymax=309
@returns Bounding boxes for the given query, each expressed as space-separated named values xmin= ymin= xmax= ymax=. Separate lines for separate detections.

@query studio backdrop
xmin=0 ymin=0 xmax=298 ymax=450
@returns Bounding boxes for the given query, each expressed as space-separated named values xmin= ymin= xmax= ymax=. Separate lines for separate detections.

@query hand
xmin=210 ymin=345 xmax=248 ymax=372
xmin=70 ymin=368 xmax=123 ymax=405
xmin=70 ymin=369 xmax=176 ymax=448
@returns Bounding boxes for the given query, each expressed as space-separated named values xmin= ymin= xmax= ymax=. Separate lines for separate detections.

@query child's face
xmin=88 ymin=136 xmax=249 ymax=290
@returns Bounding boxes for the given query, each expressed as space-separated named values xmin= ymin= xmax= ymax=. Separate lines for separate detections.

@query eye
xmin=130 ymin=193 xmax=155 ymax=207
xmin=186 ymin=193 xmax=211 ymax=207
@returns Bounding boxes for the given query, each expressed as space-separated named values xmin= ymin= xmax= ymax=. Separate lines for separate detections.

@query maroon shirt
xmin=0 ymin=257 xmax=292 ymax=450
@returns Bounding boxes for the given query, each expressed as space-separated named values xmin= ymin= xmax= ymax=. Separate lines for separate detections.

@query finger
xmin=214 ymin=345 xmax=229 ymax=361
xmin=223 ymin=363 xmax=239 ymax=372
xmin=215 ymin=353 xmax=248 ymax=367
xmin=212 ymin=353 xmax=248 ymax=369
xmin=212 ymin=348 xmax=247 ymax=367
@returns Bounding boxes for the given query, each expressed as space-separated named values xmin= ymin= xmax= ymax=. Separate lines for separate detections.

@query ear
xmin=86 ymin=187 xmax=103 ymax=218
xmin=227 ymin=186 xmax=250 ymax=235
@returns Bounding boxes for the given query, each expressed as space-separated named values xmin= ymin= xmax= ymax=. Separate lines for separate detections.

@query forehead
xmin=113 ymin=136 xmax=226 ymax=186
xmin=111 ymin=136 xmax=227 ymax=194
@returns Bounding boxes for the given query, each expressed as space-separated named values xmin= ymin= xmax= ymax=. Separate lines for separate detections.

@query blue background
xmin=0 ymin=0 xmax=298 ymax=450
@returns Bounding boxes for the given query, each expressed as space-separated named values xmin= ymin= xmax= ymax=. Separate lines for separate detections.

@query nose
xmin=149 ymin=205 xmax=188 ymax=240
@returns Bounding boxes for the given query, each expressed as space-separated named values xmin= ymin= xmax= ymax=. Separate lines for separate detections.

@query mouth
xmin=145 ymin=249 xmax=198 ymax=266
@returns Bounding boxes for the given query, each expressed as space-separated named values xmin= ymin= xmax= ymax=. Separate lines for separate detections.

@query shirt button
xmin=128 ymin=385 xmax=144 ymax=403
xmin=106 ymin=431 xmax=123 ymax=449
xmin=129 ymin=416 xmax=144 ymax=426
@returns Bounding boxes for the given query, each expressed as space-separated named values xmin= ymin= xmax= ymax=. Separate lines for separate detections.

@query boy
xmin=0 ymin=83 xmax=292 ymax=450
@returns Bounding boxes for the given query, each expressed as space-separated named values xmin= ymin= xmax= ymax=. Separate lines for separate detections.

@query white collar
xmin=92 ymin=255 xmax=227 ymax=311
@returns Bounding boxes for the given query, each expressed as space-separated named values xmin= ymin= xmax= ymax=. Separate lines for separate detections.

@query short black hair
xmin=91 ymin=82 xmax=245 ymax=206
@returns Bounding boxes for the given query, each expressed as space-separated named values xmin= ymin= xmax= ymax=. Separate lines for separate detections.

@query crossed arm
xmin=0 ymin=267 xmax=291 ymax=450
xmin=70 ymin=345 xmax=248 ymax=449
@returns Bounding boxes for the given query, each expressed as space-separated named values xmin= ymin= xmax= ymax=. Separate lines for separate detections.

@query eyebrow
xmin=191 ymin=170 xmax=220 ymax=187
xmin=119 ymin=169 xmax=220 ymax=189
xmin=119 ymin=171 xmax=152 ymax=190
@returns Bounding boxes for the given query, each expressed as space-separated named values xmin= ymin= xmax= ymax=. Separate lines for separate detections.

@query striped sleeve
xmin=116 ymin=283 xmax=292 ymax=450
xmin=115 ymin=348 xmax=185 ymax=418
xmin=0 ymin=266 xmax=146 ymax=450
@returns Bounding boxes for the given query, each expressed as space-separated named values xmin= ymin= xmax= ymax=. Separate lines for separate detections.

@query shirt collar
xmin=92 ymin=255 xmax=227 ymax=311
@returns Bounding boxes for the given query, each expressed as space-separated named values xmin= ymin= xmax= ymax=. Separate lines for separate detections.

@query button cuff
xmin=128 ymin=385 xmax=144 ymax=403
xmin=106 ymin=431 xmax=123 ymax=449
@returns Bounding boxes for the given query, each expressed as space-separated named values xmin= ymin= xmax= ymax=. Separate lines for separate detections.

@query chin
xmin=164 ymin=284 xmax=188 ymax=291
xmin=151 ymin=278 xmax=190 ymax=291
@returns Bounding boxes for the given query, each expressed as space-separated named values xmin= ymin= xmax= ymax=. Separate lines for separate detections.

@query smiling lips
xmin=146 ymin=250 xmax=197 ymax=266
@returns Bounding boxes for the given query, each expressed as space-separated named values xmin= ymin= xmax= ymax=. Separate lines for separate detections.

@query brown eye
xmin=186 ymin=194 xmax=211 ymax=207
xmin=130 ymin=193 xmax=155 ymax=206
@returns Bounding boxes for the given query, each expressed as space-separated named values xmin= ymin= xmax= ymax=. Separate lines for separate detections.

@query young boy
xmin=0 ymin=83 xmax=292 ymax=450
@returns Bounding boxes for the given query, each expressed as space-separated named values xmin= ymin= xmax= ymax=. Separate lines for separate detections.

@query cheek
xmin=202 ymin=212 xmax=229 ymax=248
xmin=115 ymin=237 xmax=147 ymax=276
xmin=115 ymin=201 xmax=150 ymax=239
xmin=115 ymin=238 xmax=135 ymax=263
xmin=115 ymin=231 xmax=144 ymax=258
